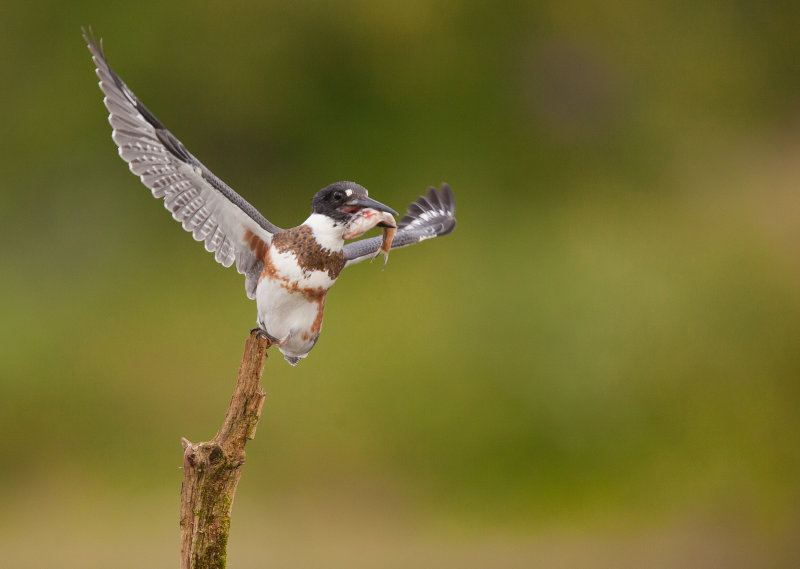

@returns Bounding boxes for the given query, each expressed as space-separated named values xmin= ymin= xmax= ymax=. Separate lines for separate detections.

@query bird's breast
xmin=270 ymin=225 xmax=345 ymax=279
xmin=263 ymin=247 xmax=338 ymax=292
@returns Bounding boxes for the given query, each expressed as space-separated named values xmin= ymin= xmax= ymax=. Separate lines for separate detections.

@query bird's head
xmin=311 ymin=182 xmax=398 ymax=224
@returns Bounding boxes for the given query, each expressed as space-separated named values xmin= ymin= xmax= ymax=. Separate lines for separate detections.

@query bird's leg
xmin=252 ymin=327 xmax=290 ymax=347
xmin=250 ymin=327 xmax=268 ymax=340
xmin=250 ymin=328 xmax=274 ymax=352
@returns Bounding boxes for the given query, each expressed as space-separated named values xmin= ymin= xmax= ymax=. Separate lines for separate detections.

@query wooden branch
xmin=179 ymin=330 xmax=270 ymax=569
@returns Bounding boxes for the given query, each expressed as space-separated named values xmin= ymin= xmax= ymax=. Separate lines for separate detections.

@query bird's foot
xmin=255 ymin=327 xmax=291 ymax=347
xmin=250 ymin=327 xmax=269 ymax=341
xmin=251 ymin=327 xmax=289 ymax=347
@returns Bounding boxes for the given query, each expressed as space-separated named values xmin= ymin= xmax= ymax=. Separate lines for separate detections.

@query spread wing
xmin=84 ymin=29 xmax=281 ymax=299
xmin=343 ymin=184 xmax=456 ymax=267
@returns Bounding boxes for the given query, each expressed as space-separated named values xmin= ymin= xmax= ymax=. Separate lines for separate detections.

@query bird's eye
xmin=332 ymin=190 xmax=345 ymax=201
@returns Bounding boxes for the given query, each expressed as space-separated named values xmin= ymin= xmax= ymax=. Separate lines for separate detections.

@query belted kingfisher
xmin=84 ymin=31 xmax=456 ymax=365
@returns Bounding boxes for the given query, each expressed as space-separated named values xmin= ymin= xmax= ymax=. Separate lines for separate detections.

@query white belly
xmin=255 ymin=247 xmax=336 ymax=362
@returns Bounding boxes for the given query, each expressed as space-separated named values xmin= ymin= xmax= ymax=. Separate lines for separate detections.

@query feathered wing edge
xmin=83 ymin=28 xmax=280 ymax=299
xmin=343 ymin=184 xmax=456 ymax=267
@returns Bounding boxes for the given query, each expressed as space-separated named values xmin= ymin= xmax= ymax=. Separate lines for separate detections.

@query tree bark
xmin=179 ymin=330 xmax=270 ymax=569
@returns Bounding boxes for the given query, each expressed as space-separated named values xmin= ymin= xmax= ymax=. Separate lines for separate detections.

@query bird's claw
xmin=251 ymin=327 xmax=289 ymax=346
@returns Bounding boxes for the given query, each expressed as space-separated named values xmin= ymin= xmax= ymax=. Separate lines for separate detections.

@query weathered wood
xmin=179 ymin=330 xmax=270 ymax=569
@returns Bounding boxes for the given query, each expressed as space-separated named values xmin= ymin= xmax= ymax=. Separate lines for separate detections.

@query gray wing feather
xmin=84 ymin=29 xmax=279 ymax=299
xmin=343 ymin=184 xmax=456 ymax=267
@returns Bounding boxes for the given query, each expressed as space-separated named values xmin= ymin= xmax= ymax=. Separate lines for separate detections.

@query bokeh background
xmin=2 ymin=1 xmax=800 ymax=567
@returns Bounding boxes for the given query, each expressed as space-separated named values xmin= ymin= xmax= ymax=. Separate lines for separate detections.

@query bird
xmin=83 ymin=30 xmax=456 ymax=365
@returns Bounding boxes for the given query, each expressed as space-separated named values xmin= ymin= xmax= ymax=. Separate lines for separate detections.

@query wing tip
xmin=440 ymin=183 xmax=455 ymax=212
xmin=398 ymin=182 xmax=457 ymax=235
xmin=82 ymin=26 xmax=106 ymax=66
xmin=81 ymin=25 xmax=96 ymax=48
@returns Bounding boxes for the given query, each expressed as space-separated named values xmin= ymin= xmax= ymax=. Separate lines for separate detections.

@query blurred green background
xmin=2 ymin=1 xmax=799 ymax=567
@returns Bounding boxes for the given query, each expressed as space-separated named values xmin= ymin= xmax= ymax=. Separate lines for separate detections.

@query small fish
xmin=343 ymin=208 xmax=397 ymax=268
xmin=375 ymin=221 xmax=397 ymax=268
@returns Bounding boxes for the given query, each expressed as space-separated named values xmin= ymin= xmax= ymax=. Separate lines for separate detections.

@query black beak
xmin=347 ymin=196 xmax=398 ymax=216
